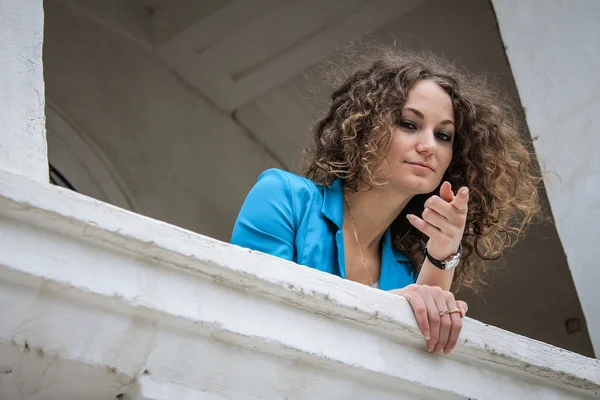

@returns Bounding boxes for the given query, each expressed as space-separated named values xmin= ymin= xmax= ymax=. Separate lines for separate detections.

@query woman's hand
xmin=407 ymin=181 xmax=469 ymax=261
xmin=390 ymin=284 xmax=468 ymax=354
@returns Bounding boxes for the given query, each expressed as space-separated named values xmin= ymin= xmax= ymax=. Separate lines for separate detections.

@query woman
xmin=231 ymin=49 xmax=541 ymax=355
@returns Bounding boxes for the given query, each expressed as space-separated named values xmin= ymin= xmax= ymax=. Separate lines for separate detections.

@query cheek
xmin=377 ymin=139 xmax=406 ymax=179
xmin=387 ymin=132 xmax=410 ymax=159
xmin=437 ymin=148 xmax=453 ymax=176
xmin=441 ymin=146 xmax=453 ymax=167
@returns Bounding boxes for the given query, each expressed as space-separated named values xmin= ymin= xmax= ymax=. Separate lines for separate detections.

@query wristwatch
xmin=424 ymin=243 xmax=462 ymax=271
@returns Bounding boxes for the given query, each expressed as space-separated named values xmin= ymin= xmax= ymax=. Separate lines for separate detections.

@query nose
xmin=415 ymin=130 xmax=436 ymax=156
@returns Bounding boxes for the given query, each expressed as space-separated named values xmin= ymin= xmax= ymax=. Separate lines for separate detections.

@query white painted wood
xmin=61 ymin=0 xmax=154 ymax=51
xmin=155 ymin=0 xmax=278 ymax=60
xmin=151 ymin=0 xmax=234 ymax=46
xmin=185 ymin=0 xmax=425 ymax=111
xmin=198 ymin=0 xmax=367 ymax=77
xmin=231 ymin=0 xmax=425 ymax=106
xmin=155 ymin=0 xmax=280 ymax=108
xmin=0 ymin=0 xmax=48 ymax=182
xmin=46 ymin=101 xmax=138 ymax=211
xmin=492 ymin=0 xmax=600 ymax=355
xmin=135 ymin=0 xmax=164 ymax=9
xmin=0 ymin=170 xmax=598 ymax=399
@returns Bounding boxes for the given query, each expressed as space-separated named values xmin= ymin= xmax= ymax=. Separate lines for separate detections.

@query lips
xmin=406 ymin=161 xmax=434 ymax=171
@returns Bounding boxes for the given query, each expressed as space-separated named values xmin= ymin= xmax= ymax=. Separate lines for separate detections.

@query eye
xmin=399 ymin=119 xmax=417 ymax=130
xmin=435 ymin=131 xmax=453 ymax=142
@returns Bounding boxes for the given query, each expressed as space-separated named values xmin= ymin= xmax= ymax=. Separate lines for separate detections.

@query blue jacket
xmin=231 ymin=169 xmax=417 ymax=290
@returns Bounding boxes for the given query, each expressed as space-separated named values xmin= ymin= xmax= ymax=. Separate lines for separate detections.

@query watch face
xmin=443 ymin=254 xmax=460 ymax=270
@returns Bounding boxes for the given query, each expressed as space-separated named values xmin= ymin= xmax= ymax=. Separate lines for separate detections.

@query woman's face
xmin=380 ymin=79 xmax=455 ymax=195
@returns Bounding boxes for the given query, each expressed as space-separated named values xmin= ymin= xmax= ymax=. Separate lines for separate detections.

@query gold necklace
xmin=343 ymin=193 xmax=375 ymax=286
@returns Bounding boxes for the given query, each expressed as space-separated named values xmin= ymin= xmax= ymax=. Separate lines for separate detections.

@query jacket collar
xmin=321 ymin=178 xmax=411 ymax=265
xmin=321 ymin=178 xmax=344 ymax=229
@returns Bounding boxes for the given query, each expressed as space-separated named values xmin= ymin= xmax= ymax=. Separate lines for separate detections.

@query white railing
xmin=0 ymin=169 xmax=598 ymax=400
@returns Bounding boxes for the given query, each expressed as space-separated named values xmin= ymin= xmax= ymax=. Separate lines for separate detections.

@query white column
xmin=0 ymin=0 xmax=48 ymax=182
xmin=493 ymin=0 xmax=600 ymax=355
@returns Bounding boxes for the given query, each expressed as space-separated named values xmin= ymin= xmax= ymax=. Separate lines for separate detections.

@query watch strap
xmin=424 ymin=243 xmax=462 ymax=270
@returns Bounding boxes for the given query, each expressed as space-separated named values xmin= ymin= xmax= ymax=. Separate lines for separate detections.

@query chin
xmin=392 ymin=176 xmax=439 ymax=195
xmin=410 ymin=185 xmax=437 ymax=196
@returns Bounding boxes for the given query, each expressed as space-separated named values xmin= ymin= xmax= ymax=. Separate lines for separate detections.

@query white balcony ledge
xmin=0 ymin=169 xmax=598 ymax=400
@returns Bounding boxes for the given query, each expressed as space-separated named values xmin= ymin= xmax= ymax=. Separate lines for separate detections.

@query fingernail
xmin=427 ymin=348 xmax=433 ymax=352
xmin=461 ymin=188 xmax=469 ymax=196
xmin=406 ymin=214 xmax=413 ymax=219
xmin=423 ymin=334 xmax=430 ymax=340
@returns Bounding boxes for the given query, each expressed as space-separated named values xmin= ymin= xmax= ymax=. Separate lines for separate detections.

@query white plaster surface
xmin=493 ymin=0 xmax=600 ymax=355
xmin=0 ymin=0 xmax=48 ymax=182
xmin=0 ymin=170 xmax=598 ymax=399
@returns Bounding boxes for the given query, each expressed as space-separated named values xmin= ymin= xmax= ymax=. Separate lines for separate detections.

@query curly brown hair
xmin=304 ymin=47 xmax=543 ymax=293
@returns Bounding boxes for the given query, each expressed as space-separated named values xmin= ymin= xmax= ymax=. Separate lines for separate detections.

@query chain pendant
xmin=344 ymin=193 xmax=375 ymax=287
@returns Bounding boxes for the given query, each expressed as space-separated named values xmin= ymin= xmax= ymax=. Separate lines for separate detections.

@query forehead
xmin=404 ymin=80 xmax=454 ymax=120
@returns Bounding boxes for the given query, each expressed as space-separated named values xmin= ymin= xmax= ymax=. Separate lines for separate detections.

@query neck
xmin=343 ymin=184 xmax=412 ymax=252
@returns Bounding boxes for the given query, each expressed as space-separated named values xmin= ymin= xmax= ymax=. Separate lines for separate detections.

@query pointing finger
xmin=439 ymin=181 xmax=454 ymax=203
xmin=450 ymin=187 xmax=469 ymax=213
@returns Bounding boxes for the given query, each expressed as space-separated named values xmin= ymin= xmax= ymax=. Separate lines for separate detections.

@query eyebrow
xmin=404 ymin=107 xmax=455 ymax=127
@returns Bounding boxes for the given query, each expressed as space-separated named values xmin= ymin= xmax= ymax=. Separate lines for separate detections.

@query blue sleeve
xmin=231 ymin=169 xmax=296 ymax=261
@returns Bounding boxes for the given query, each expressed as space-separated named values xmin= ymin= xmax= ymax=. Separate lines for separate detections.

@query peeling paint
xmin=0 ymin=0 xmax=48 ymax=182
xmin=0 ymin=170 xmax=599 ymax=399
